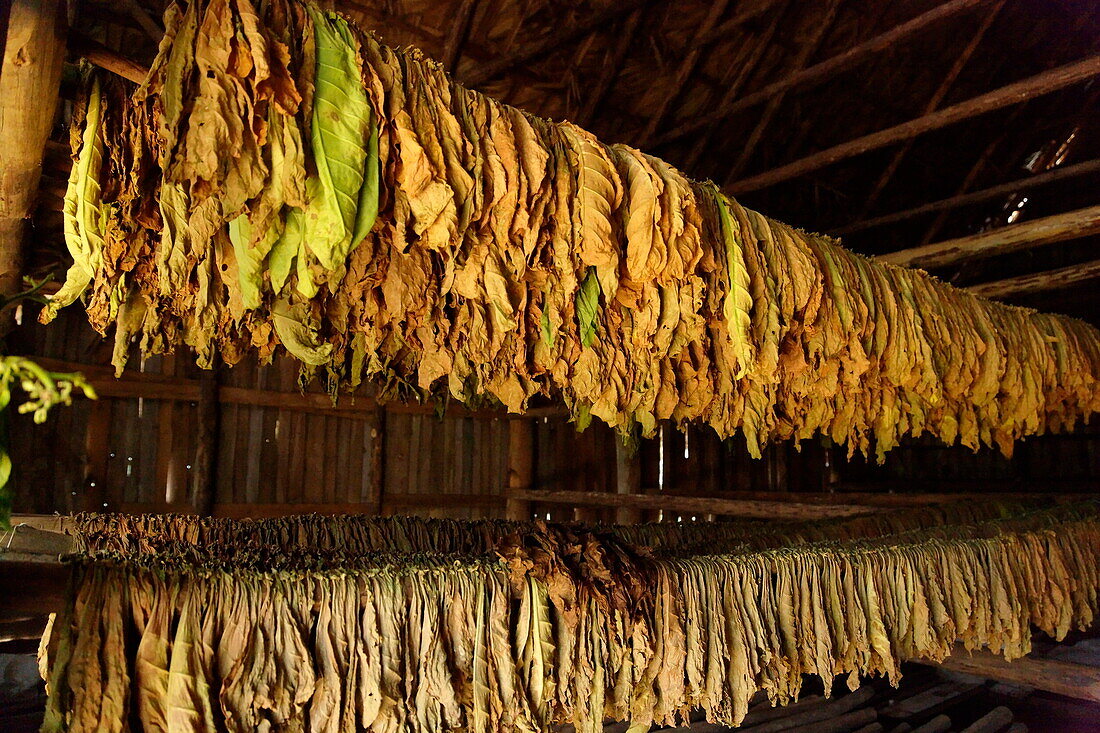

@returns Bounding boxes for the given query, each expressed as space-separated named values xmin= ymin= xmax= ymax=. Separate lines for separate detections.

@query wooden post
xmin=0 ymin=0 xmax=66 ymax=330
xmin=505 ymin=418 xmax=534 ymax=520
xmin=191 ymin=367 xmax=220 ymax=516
xmin=369 ymin=405 xmax=386 ymax=514
xmin=614 ymin=440 xmax=643 ymax=525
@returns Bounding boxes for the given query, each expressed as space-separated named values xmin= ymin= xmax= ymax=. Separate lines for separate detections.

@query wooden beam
xmin=0 ymin=0 xmax=66 ymax=329
xmin=878 ymin=204 xmax=1100 ymax=269
xmin=440 ymin=0 xmax=480 ymax=73
xmin=933 ymin=650 xmax=1100 ymax=703
xmin=857 ymin=0 xmax=1005 ymax=218
xmin=575 ymin=8 xmax=643 ymax=127
xmin=727 ymin=54 xmax=1100 ymax=193
xmin=505 ymin=419 xmax=535 ymax=520
xmin=121 ymin=0 xmax=163 ymax=41
xmin=654 ymin=0 xmax=991 ymax=147
xmin=833 ymin=157 xmax=1100 ymax=236
xmin=462 ymin=0 xmax=650 ymax=86
xmin=637 ymin=0 xmax=733 ymax=147
xmin=680 ymin=0 xmax=790 ymax=172
xmin=723 ymin=0 xmax=842 ymax=185
xmin=968 ymin=257 xmax=1100 ymax=299
xmin=67 ymin=31 xmax=148 ymax=84
xmin=510 ymin=489 xmax=882 ymax=520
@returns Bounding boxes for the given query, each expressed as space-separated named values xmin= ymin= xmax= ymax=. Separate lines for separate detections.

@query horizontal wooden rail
xmin=930 ymin=649 xmax=1100 ymax=703
xmin=28 ymin=356 xmax=565 ymax=419
xmin=508 ymin=489 xmax=883 ymax=519
xmin=969 ymin=257 xmax=1100 ymax=299
xmin=728 ymin=54 xmax=1100 ymax=194
xmin=879 ymin=205 xmax=1100 ymax=270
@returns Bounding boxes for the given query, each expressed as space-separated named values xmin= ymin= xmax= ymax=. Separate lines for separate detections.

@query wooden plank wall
xmin=5 ymin=310 xmax=1099 ymax=521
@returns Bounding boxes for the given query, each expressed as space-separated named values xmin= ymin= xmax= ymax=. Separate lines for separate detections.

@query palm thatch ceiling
xmin=47 ymin=0 xmax=1100 ymax=321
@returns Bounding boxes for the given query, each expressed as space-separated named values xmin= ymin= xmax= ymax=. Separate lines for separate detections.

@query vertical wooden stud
xmin=505 ymin=418 xmax=534 ymax=520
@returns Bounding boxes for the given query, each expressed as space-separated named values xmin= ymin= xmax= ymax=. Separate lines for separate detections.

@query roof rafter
xmin=653 ymin=0 xmax=992 ymax=147
xmin=726 ymin=54 xmax=1100 ymax=194
xmin=440 ymin=0 xmax=481 ymax=73
xmin=856 ymin=0 xmax=1006 ymax=219
xmin=636 ymin=0 xmax=735 ymax=147
xmin=574 ymin=8 xmax=644 ymax=128
xmin=679 ymin=0 xmax=791 ymax=172
xmin=722 ymin=0 xmax=843 ymax=186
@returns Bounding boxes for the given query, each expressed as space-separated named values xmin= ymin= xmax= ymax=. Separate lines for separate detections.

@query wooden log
xmin=911 ymin=716 xmax=952 ymax=733
xmin=960 ymin=707 xmax=1014 ymax=733
xmin=740 ymin=687 xmax=876 ymax=732
xmin=191 ymin=367 xmax=220 ymax=516
xmin=880 ymin=682 xmax=983 ymax=722
xmin=505 ymin=419 xmax=535 ymax=520
xmin=833 ymin=158 xmax=1100 ymax=236
xmin=878 ymin=205 xmax=1100 ymax=269
xmin=655 ymin=0 xmax=991 ymax=146
xmin=933 ymin=650 xmax=1100 ymax=703
xmin=968 ymin=257 xmax=1100 ymax=299
xmin=727 ymin=54 xmax=1100 ymax=194
xmin=507 ymin=489 xmax=881 ymax=520
xmin=67 ymin=31 xmax=148 ymax=84
xmin=0 ymin=0 xmax=67 ymax=329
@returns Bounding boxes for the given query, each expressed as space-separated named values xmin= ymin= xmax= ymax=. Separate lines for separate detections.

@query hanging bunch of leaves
xmin=44 ymin=0 xmax=1100 ymax=461
xmin=41 ymin=503 xmax=1100 ymax=731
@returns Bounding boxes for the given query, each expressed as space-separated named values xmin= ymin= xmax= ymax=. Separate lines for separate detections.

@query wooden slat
xmin=728 ymin=54 xmax=1100 ymax=194
xmin=968 ymin=257 xmax=1100 ymax=299
xmin=933 ymin=650 xmax=1100 ymax=703
xmin=505 ymin=419 xmax=534 ymax=520
xmin=878 ymin=204 xmax=1100 ymax=269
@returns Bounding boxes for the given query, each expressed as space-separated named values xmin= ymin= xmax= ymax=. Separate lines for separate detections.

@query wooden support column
xmin=369 ymin=406 xmax=386 ymax=514
xmin=191 ymin=367 xmax=220 ymax=516
xmin=878 ymin=204 xmax=1100 ymax=269
xmin=505 ymin=418 xmax=534 ymax=520
xmin=0 ymin=0 xmax=66 ymax=330
xmin=614 ymin=440 xmax=643 ymax=525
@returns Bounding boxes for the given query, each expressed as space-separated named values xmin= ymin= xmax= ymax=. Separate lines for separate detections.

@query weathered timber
xmin=505 ymin=419 xmax=535 ymax=520
xmin=960 ymin=707 xmax=1014 ymax=733
xmin=933 ymin=650 xmax=1100 ymax=703
xmin=614 ymin=442 xmax=642 ymax=524
xmin=508 ymin=489 xmax=882 ymax=520
xmin=68 ymin=31 xmax=148 ymax=84
xmin=878 ymin=204 xmax=1100 ymax=269
xmin=191 ymin=367 xmax=221 ymax=515
xmin=0 ymin=0 xmax=66 ymax=329
xmin=728 ymin=55 xmax=1100 ymax=193
xmin=969 ymin=257 xmax=1100 ymax=299
xmin=834 ymin=158 xmax=1100 ymax=235
xmin=654 ymin=0 xmax=992 ymax=146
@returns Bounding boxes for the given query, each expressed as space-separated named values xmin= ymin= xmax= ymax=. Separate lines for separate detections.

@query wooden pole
xmin=505 ymin=419 xmax=534 ymax=520
xmin=614 ymin=440 xmax=643 ymax=524
xmin=932 ymin=650 xmax=1100 ymax=703
xmin=0 ymin=0 xmax=66 ymax=329
xmin=968 ymin=257 xmax=1100 ymax=299
xmin=727 ymin=54 xmax=1100 ymax=194
xmin=833 ymin=157 xmax=1100 ymax=236
xmin=68 ymin=31 xmax=148 ymax=84
xmin=878 ymin=204 xmax=1100 ymax=269
xmin=191 ymin=366 xmax=221 ymax=516
xmin=439 ymin=0 xmax=480 ymax=73
xmin=575 ymin=8 xmax=643 ymax=127
xmin=654 ymin=0 xmax=991 ymax=147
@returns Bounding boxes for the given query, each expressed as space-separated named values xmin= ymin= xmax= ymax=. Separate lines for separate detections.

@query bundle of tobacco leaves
xmin=41 ymin=504 xmax=1100 ymax=731
xmin=46 ymin=0 xmax=1100 ymax=460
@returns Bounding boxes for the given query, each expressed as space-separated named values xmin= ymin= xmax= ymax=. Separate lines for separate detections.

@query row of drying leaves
xmin=0 ymin=280 xmax=96 ymax=528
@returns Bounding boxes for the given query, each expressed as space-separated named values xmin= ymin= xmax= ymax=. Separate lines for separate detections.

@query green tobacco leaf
xmin=714 ymin=188 xmax=754 ymax=378
xmin=300 ymin=7 xmax=375 ymax=271
xmin=576 ymin=267 xmax=601 ymax=348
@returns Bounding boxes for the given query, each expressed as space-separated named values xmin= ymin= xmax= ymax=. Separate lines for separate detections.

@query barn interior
xmin=1 ymin=0 xmax=1099 ymax=731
